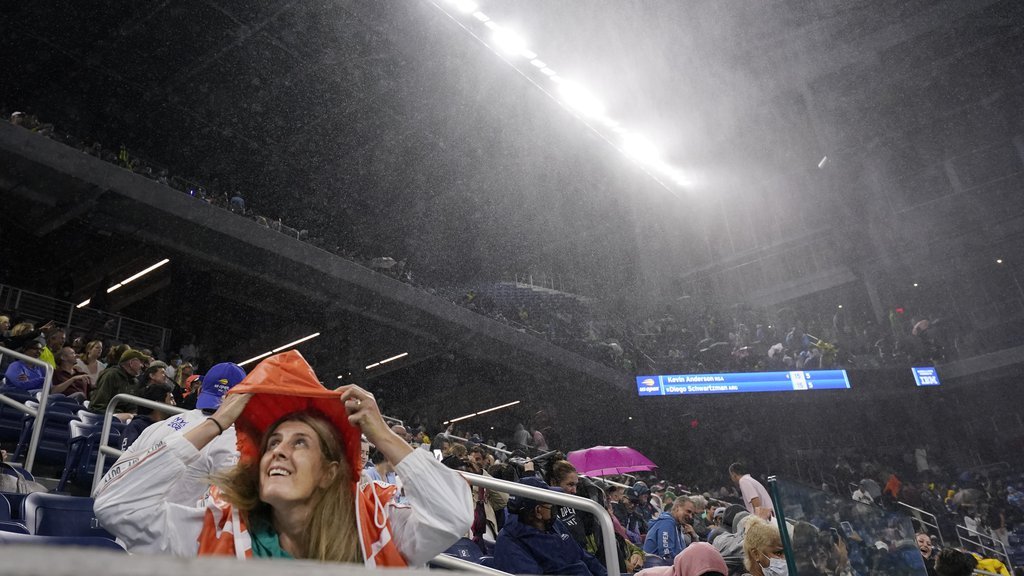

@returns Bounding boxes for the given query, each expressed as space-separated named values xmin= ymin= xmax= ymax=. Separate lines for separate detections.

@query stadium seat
xmin=443 ymin=537 xmax=484 ymax=563
xmin=1 ymin=491 xmax=27 ymax=521
xmin=479 ymin=556 xmax=495 ymax=568
xmin=0 ymin=388 xmax=35 ymax=441
xmin=0 ymin=493 xmax=9 ymax=520
xmin=643 ymin=555 xmax=672 ymax=568
xmin=0 ymin=520 xmax=29 ymax=534
xmin=0 ymin=530 xmax=125 ymax=551
xmin=13 ymin=401 xmax=78 ymax=463
xmin=22 ymin=492 xmax=114 ymax=539
xmin=57 ymin=419 xmax=122 ymax=491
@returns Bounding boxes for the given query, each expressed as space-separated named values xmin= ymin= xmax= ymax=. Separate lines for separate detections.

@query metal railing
xmin=89 ymin=393 xmax=616 ymax=574
xmin=445 ymin=433 xmax=513 ymax=456
xmin=91 ymin=392 xmax=190 ymax=493
xmin=457 ymin=471 xmax=618 ymax=575
xmin=0 ymin=284 xmax=170 ymax=350
xmin=0 ymin=344 xmax=55 ymax=473
xmin=957 ymin=523 xmax=1013 ymax=570
xmin=899 ymin=501 xmax=945 ymax=546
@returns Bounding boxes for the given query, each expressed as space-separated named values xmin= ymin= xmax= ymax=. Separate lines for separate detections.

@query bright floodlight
xmin=472 ymin=11 xmax=489 ymax=22
xmin=452 ymin=0 xmax=478 ymax=14
xmin=622 ymin=134 xmax=661 ymax=164
xmin=558 ymin=81 xmax=605 ymax=118
xmin=491 ymin=27 xmax=529 ymax=57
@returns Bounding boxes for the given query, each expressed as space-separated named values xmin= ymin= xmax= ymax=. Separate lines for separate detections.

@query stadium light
xmin=239 ymin=332 xmax=321 ymax=367
xmin=472 ymin=11 xmax=489 ymax=22
xmin=442 ymin=400 xmax=521 ymax=425
xmin=450 ymin=0 xmax=478 ymax=14
xmin=76 ymin=258 xmax=171 ymax=308
xmin=491 ymin=26 xmax=530 ymax=57
xmin=530 ymin=59 xmax=547 ymax=68
xmin=271 ymin=332 xmax=321 ymax=353
xmin=558 ymin=81 xmax=605 ymax=118
xmin=818 ymin=156 xmax=829 ymax=169
xmin=621 ymin=134 xmax=661 ymax=165
xmin=365 ymin=351 xmax=409 ymax=370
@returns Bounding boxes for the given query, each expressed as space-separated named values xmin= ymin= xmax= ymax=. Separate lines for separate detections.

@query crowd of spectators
xmin=3 ymin=308 xmax=1022 ymax=573
xmin=5 ymin=109 xmax=970 ymax=378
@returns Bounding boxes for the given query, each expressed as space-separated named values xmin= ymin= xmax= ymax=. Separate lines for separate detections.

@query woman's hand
xmin=211 ymin=392 xmax=252 ymax=428
xmin=183 ymin=393 xmax=251 ymax=451
xmin=340 ymin=385 xmax=412 ymax=465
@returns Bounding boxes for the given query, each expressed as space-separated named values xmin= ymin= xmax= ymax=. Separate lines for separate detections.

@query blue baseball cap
xmin=196 ymin=362 xmax=246 ymax=410
xmin=508 ymin=476 xmax=563 ymax=514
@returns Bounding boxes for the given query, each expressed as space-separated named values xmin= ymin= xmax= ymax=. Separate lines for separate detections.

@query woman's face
xmin=557 ymin=472 xmax=579 ymax=495
xmin=89 ymin=342 xmax=103 ymax=360
xmin=259 ymin=421 xmax=339 ymax=511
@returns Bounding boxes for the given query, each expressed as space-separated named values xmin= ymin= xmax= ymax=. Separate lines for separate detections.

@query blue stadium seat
xmin=479 ymin=556 xmax=495 ymax=568
xmin=57 ymin=419 xmax=122 ymax=491
xmin=1 ymin=491 xmax=27 ymax=521
xmin=443 ymin=537 xmax=484 ymax=563
xmin=13 ymin=401 xmax=78 ymax=463
xmin=22 ymin=492 xmax=114 ymax=539
xmin=0 ymin=530 xmax=125 ymax=551
xmin=0 ymin=492 xmax=9 ymax=520
xmin=0 ymin=520 xmax=29 ymax=534
xmin=643 ymin=555 xmax=672 ymax=569
xmin=0 ymin=388 xmax=35 ymax=441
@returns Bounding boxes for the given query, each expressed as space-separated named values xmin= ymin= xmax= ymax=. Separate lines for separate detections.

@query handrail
xmin=430 ymin=554 xmax=511 ymax=575
xmin=445 ymin=433 xmax=513 ymax=456
xmin=956 ymin=524 xmax=1012 ymax=569
xmin=457 ymin=470 xmax=619 ymax=576
xmin=898 ymin=501 xmax=945 ymax=546
xmin=91 ymin=392 xmax=189 ymax=493
xmin=88 ymin=398 xmax=615 ymax=573
xmin=0 ymin=344 xmax=55 ymax=473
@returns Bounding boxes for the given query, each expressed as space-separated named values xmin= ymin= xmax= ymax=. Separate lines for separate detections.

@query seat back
xmin=1 ymin=492 xmax=27 ymax=521
xmin=23 ymin=492 xmax=114 ymax=539
xmin=444 ymin=537 xmax=484 ymax=563
xmin=0 ymin=530 xmax=125 ymax=551
xmin=76 ymin=410 xmax=103 ymax=426
xmin=0 ymin=520 xmax=29 ymax=534
xmin=0 ymin=492 xmax=9 ymax=520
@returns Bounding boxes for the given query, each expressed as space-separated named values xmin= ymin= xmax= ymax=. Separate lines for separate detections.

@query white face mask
xmin=763 ymin=556 xmax=789 ymax=576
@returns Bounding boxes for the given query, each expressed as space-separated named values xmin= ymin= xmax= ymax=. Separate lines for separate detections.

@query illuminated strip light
xmin=239 ymin=332 xmax=321 ymax=367
xmin=432 ymin=0 xmax=690 ymax=192
xmin=77 ymin=258 xmax=171 ymax=308
xmin=365 ymin=351 xmax=409 ymax=370
xmin=271 ymin=332 xmax=320 ymax=353
xmin=442 ymin=399 xmax=521 ymax=425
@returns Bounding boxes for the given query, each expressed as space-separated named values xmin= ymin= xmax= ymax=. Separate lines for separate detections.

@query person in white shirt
xmin=728 ymin=462 xmax=774 ymax=520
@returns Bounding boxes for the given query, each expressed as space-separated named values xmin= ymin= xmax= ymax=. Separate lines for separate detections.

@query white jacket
xmin=93 ymin=432 xmax=473 ymax=565
xmin=103 ymin=409 xmax=237 ymax=504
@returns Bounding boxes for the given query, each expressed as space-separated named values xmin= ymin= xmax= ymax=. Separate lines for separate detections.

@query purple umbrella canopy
xmin=566 ymin=446 xmax=658 ymax=477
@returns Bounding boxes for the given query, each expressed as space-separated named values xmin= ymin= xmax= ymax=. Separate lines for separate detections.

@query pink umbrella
xmin=566 ymin=446 xmax=658 ymax=477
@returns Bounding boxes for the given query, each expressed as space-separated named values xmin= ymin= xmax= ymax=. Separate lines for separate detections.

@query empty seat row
xmin=0 ymin=491 xmax=123 ymax=551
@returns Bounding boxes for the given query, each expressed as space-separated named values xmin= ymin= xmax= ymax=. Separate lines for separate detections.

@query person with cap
xmin=89 ymin=348 xmax=149 ymax=414
xmin=98 ymin=361 xmax=248 ymax=503
xmin=644 ymin=496 xmax=700 ymax=561
xmin=493 ymin=476 xmax=608 ymax=576
xmin=2 ymin=337 xmax=48 ymax=390
xmin=94 ymin=350 xmax=473 ymax=564
xmin=705 ymin=507 xmax=728 ymax=545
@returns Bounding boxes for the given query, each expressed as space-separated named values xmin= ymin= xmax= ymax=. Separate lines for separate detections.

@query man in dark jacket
xmin=89 ymin=349 xmax=148 ymax=414
xmin=494 ymin=477 xmax=608 ymax=576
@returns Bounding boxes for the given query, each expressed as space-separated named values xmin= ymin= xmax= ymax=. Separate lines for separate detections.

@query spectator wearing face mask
xmin=493 ymin=476 xmax=607 ymax=576
xmin=742 ymin=518 xmax=787 ymax=576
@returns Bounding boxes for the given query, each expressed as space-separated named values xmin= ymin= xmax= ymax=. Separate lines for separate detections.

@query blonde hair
xmin=11 ymin=322 xmax=34 ymax=336
xmin=0 ymin=315 xmax=10 ymax=327
xmin=447 ymin=443 xmax=468 ymax=459
xmin=79 ymin=340 xmax=103 ymax=363
xmin=175 ymin=362 xmax=194 ymax=387
xmin=213 ymin=412 xmax=360 ymax=562
xmin=743 ymin=517 xmax=782 ymax=576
